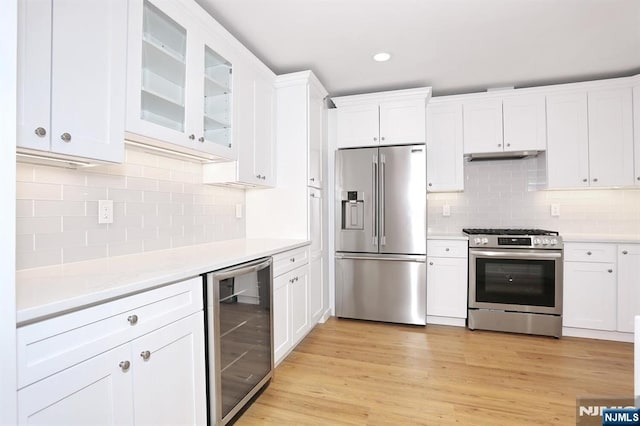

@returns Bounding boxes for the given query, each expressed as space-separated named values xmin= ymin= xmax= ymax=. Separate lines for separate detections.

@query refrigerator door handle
xmin=335 ymin=253 xmax=426 ymax=262
xmin=380 ymin=154 xmax=386 ymax=246
xmin=372 ymin=153 xmax=378 ymax=247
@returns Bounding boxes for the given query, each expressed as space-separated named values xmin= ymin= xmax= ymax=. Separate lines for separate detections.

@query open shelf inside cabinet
xmin=141 ymin=90 xmax=185 ymax=131
xmin=203 ymin=46 xmax=232 ymax=148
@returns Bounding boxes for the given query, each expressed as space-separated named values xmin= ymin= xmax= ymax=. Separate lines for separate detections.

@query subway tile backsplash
xmin=16 ymin=146 xmax=245 ymax=270
xmin=428 ymin=157 xmax=640 ymax=237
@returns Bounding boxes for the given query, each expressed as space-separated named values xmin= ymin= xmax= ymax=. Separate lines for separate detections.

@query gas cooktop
xmin=462 ymin=228 xmax=559 ymax=236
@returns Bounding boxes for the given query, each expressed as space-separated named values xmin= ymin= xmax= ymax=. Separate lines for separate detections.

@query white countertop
xmin=16 ymin=238 xmax=308 ymax=325
xmin=427 ymin=233 xmax=469 ymax=240
xmin=562 ymin=234 xmax=640 ymax=244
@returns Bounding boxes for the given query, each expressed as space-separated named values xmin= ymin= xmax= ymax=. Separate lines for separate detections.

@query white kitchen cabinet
xmin=546 ymin=86 xmax=634 ymax=189
xmin=126 ymin=0 xmax=238 ymax=161
xmin=617 ymin=245 xmax=640 ymax=333
xmin=309 ymin=188 xmax=323 ymax=256
xmin=17 ymin=0 xmax=127 ymax=164
xmin=308 ymin=83 xmax=325 ymax=188
xmin=462 ymin=94 xmax=545 ymax=154
xmin=333 ymin=88 xmax=431 ymax=148
xmin=634 ymin=86 xmax=640 ymax=186
xmin=273 ymin=271 xmax=292 ymax=364
xmin=17 ymin=277 xmax=206 ymax=425
xmin=290 ymin=265 xmax=310 ymax=345
xmin=426 ymin=101 xmax=464 ymax=191
xmin=18 ymin=344 xmax=134 ymax=425
xmin=563 ymin=243 xmax=617 ymax=331
xmin=426 ymin=240 xmax=468 ymax=324
xmin=203 ymin=61 xmax=276 ymax=187
xmin=309 ymin=256 xmax=324 ymax=325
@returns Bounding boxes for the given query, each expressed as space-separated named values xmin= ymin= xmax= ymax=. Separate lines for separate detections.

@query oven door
xmin=468 ymin=249 xmax=563 ymax=315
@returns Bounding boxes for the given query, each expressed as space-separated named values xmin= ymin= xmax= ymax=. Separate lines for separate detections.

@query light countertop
xmin=427 ymin=233 xmax=469 ymax=240
xmin=562 ymin=234 xmax=640 ymax=244
xmin=16 ymin=238 xmax=308 ymax=325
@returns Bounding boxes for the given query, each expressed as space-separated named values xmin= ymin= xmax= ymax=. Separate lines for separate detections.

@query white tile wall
xmin=428 ymin=156 xmax=640 ymax=237
xmin=16 ymin=146 xmax=245 ymax=269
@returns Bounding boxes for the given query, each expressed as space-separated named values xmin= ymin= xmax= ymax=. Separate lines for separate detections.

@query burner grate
xmin=462 ymin=228 xmax=559 ymax=236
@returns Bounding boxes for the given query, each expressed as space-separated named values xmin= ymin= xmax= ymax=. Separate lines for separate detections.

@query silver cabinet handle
xmin=127 ymin=315 xmax=138 ymax=325
xmin=586 ymin=251 xmax=592 ymax=255
xmin=607 ymin=269 xmax=613 ymax=273
xmin=289 ymin=257 xmax=295 ymax=262
xmin=622 ymin=250 xmax=628 ymax=255
xmin=188 ymin=134 xmax=195 ymax=140
xmin=140 ymin=350 xmax=151 ymax=361
xmin=60 ymin=133 xmax=71 ymax=142
xmin=34 ymin=127 xmax=46 ymax=137
xmin=198 ymin=136 xmax=204 ymax=143
xmin=119 ymin=360 xmax=130 ymax=371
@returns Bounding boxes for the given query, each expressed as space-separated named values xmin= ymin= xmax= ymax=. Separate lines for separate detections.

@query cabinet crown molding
xmin=275 ymin=71 xmax=328 ymax=98
xmin=332 ymin=87 xmax=432 ymax=107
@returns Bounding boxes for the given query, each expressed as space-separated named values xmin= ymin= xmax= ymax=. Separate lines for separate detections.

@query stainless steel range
xmin=463 ymin=228 xmax=563 ymax=337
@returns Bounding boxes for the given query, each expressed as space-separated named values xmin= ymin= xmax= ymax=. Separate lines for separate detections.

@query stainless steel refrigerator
xmin=335 ymin=144 xmax=426 ymax=325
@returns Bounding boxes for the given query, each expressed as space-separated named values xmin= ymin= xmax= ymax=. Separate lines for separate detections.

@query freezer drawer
xmin=335 ymin=255 xmax=426 ymax=325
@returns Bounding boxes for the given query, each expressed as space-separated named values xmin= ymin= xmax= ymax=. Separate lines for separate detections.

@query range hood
xmin=465 ymin=150 xmax=540 ymax=161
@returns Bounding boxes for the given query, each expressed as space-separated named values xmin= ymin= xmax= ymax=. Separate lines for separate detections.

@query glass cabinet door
xmin=140 ymin=0 xmax=186 ymax=132
xmin=203 ymin=46 xmax=232 ymax=149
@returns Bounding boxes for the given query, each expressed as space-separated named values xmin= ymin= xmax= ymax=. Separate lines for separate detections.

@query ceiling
xmin=196 ymin=0 xmax=640 ymax=97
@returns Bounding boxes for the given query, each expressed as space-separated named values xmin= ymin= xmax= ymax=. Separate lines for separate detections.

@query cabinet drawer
xmin=563 ymin=243 xmax=616 ymax=263
xmin=273 ymin=246 xmax=310 ymax=277
xmin=17 ymin=277 xmax=203 ymax=388
xmin=427 ymin=240 xmax=468 ymax=258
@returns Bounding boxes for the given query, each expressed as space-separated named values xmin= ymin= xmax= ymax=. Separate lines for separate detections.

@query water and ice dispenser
xmin=341 ymin=191 xmax=364 ymax=230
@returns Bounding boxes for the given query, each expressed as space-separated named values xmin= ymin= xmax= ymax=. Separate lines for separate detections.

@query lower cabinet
xmin=617 ymin=244 xmax=640 ymax=333
xmin=426 ymin=239 xmax=468 ymax=325
xmin=17 ymin=278 xmax=206 ymax=425
xmin=309 ymin=255 xmax=324 ymax=325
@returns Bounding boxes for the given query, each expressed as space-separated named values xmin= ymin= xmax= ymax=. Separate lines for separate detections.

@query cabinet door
xmin=426 ymin=257 xmax=468 ymax=318
xmin=563 ymin=261 xmax=616 ymax=330
xmin=18 ymin=344 xmax=133 ymax=425
xmin=426 ymin=102 xmax=464 ymax=192
xmin=308 ymin=84 xmax=324 ymax=188
xmin=17 ymin=0 xmax=52 ymax=152
xmin=462 ymin=98 xmax=503 ymax=154
xmin=617 ymin=245 xmax=640 ymax=333
xmin=131 ymin=312 xmax=207 ymax=426
xmin=309 ymin=188 xmax=322 ymax=256
xmin=502 ymin=94 xmax=546 ymax=152
xmin=273 ymin=274 xmax=291 ymax=365
xmin=546 ymin=92 xmax=590 ymax=188
xmin=587 ymin=88 xmax=634 ymax=187
xmin=379 ymin=99 xmax=426 ymax=145
xmin=309 ymin=255 xmax=324 ymax=325
xmin=253 ymin=72 xmax=276 ymax=186
xmin=633 ymin=86 xmax=640 ymax=186
xmin=336 ymin=104 xmax=379 ymax=148
xmin=290 ymin=265 xmax=310 ymax=345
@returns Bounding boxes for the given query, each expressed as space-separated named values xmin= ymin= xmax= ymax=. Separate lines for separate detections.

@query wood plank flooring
xmin=236 ymin=318 xmax=634 ymax=425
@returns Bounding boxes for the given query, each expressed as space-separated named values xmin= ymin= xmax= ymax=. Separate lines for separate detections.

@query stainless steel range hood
xmin=465 ymin=150 xmax=540 ymax=161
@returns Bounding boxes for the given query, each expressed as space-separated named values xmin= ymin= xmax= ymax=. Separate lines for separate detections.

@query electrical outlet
xmin=98 ymin=200 xmax=113 ymax=224
xmin=235 ymin=204 xmax=243 ymax=219
xmin=442 ymin=204 xmax=451 ymax=217
xmin=550 ymin=204 xmax=560 ymax=217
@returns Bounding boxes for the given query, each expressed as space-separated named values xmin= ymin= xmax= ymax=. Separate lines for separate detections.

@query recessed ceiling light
xmin=373 ymin=52 xmax=391 ymax=62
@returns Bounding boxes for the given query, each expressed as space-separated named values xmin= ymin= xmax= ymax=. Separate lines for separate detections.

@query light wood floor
xmin=237 ymin=317 xmax=634 ymax=425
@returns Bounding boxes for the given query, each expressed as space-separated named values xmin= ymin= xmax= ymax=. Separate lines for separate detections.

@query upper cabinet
xmin=634 ymin=85 xmax=640 ymax=186
xmin=332 ymin=88 xmax=431 ymax=148
xmin=546 ymin=82 xmax=634 ymax=189
xmin=126 ymin=0 xmax=236 ymax=161
xmin=17 ymin=0 xmax=127 ymax=164
xmin=426 ymin=101 xmax=464 ymax=192
xmin=462 ymin=94 xmax=546 ymax=154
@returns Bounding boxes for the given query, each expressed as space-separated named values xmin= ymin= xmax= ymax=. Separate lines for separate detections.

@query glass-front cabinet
xmin=126 ymin=0 xmax=236 ymax=160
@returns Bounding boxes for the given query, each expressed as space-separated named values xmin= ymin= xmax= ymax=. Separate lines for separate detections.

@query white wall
xmin=428 ymin=156 xmax=640 ymax=237
xmin=0 ymin=0 xmax=17 ymax=423
xmin=16 ymin=147 xmax=246 ymax=269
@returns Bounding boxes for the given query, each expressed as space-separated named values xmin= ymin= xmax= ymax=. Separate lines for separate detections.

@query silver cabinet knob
xmin=256 ymin=174 xmax=262 ymax=179
xmin=445 ymin=248 xmax=450 ymax=251
xmin=497 ymin=143 xmax=502 ymax=147
xmin=198 ymin=136 xmax=204 ymax=143
xmin=34 ymin=127 xmax=46 ymax=137
xmin=127 ymin=315 xmax=138 ymax=325
xmin=188 ymin=134 xmax=195 ymax=140
xmin=309 ymin=177 xmax=315 ymax=182
xmin=622 ymin=250 xmax=628 ymax=255
xmin=506 ymin=143 xmax=511 ymax=147
xmin=582 ymin=178 xmax=588 ymax=182
xmin=381 ymin=137 xmax=385 ymax=141
xmin=428 ymin=183 xmax=432 ymax=187
xmin=60 ymin=133 xmax=71 ymax=142
xmin=289 ymin=258 xmax=295 ymax=263
xmin=593 ymin=178 xmax=598 ymax=182
xmin=636 ymin=176 xmax=640 ymax=181
xmin=429 ymin=262 xmax=433 ymax=266
xmin=586 ymin=251 xmax=592 ymax=255
xmin=140 ymin=350 xmax=151 ymax=361
xmin=607 ymin=269 xmax=613 ymax=273
xmin=119 ymin=360 xmax=130 ymax=371
xmin=373 ymin=137 xmax=378 ymax=141
xmin=310 ymin=193 xmax=316 ymax=198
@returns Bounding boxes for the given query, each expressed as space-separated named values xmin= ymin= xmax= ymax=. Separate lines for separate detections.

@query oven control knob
xmin=474 ymin=237 xmax=482 ymax=245
xmin=481 ymin=237 xmax=489 ymax=245
xmin=533 ymin=238 xmax=541 ymax=246
xmin=550 ymin=238 xmax=558 ymax=246
xmin=542 ymin=238 xmax=550 ymax=245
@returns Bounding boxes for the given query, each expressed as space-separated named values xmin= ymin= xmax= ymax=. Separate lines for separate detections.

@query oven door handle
xmin=470 ymin=250 xmax=562 ymax=259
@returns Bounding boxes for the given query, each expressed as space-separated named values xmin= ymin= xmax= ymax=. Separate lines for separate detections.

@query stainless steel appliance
xmin=464 ymin=228 xmax=563 ymax=337
xmin=205 ymin=257 xmax=273 ymax=425
xmin=335 ymin=145 xmax=426 ymax=326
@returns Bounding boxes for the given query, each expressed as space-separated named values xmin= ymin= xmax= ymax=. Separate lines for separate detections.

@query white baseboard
xmin=635 ymin=316 xmax=639 ymax=400
xmin=426 ymin=316 xmax=466 ymax=327
xmin=562 ymin=327 xmax=633 ymax=343
xmin=319 ymin=309 xmax=332 ymax=323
